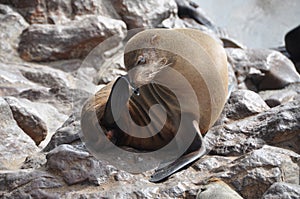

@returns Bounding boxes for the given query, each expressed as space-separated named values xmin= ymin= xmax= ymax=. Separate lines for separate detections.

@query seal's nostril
xmin=133 ymin=87 xmax=140 ymax=95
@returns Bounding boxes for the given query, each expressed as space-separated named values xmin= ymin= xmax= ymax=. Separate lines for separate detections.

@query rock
xmin=0 ymin=97 xmax=39 ymax=170
xmin=227 ymin=48 xmax=300 ymax=91
xmin=0 ymin=4 xmax=29 ymax=62
xmin=0 ymin=169 xmax=62 ymax=198
xmin=215 ymin=89 xmax=268 ymax=126
xmin=3 ymin=96 xmax=68 ymax=147
xmin=93 ymin=42 xmax=127 ymax=84
xmin=0 ymin=0 xmax=120 ymax=24
xmin=43 ymin=113 xmax=81 ymax=152
xmin=175 ymin=0 xmax=213 ymax=28
xmin=46 ymin=144 xmax=114 ymax=185
xmin=0 ymin=62 xmax=40 ymax=97
xmin=18 ymin=63 xmax=70 ymax=88
xmin=220 ymin=37 xmax=245 ymax=49
xmin=71 ymin=0 xmax=120 ymax=20
xmin=21 ymin=152 xmax=47 ymax=170
xmin=205 ymin=100 xmax=300 ymax=155
xmin=193 ymin=156 xmax=238 ymax=173
xmin=225 ymin=89 xmax=270 ymax=121
xmin=197 ymin=178 xmax=243 ymax=199
xmin=262 ymin=182 xmax=300 ymax=199
xmin=18 ymin=15 xmax=126 ymax=61
xmin=112 ymin=0 xmax=177 ymax=29
xmin=4 ymin=96 xmax=48 ymax=145
xmin=259 ymin=83 xmax=300 ymax=107
xmin=210 ymin=146 xmax=300 ymax=198
xmin=45 ymin=0 xmax=72 ymax=24
xmin=0 ymin=0 xmax=49 ymax=24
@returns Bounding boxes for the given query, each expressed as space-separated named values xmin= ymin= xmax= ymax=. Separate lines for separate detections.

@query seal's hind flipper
xmin=149 ymin=120 xmax=207 ymax=182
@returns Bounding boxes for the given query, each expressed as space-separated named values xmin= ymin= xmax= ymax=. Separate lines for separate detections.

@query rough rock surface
xmin=18 ymin=15 xmax=126 ymax=61
xmin=0 ymin=0 xmax=120 ymax=24
xmin=197 ymin=178 xmax=243 ymax=199
xmin=0 ymin=0 xmax=300 ymax=198
xmin=0 ymin=98 xmax=39 ymax=170
xmin=0 ymin=169 xmax=62 ymax=198
xmin=227 ymin=48 xmax=300 ymax=91
xmin=226 ymin=90 xmax=270 ymax=120
xmin=4 ymin=96 xmax=48 ymax=145
xmin=112 ymin=0 xmax=177 ymax=29
xmin=262 ymin=182 xmax=300 ymax=199
xmin=0 ymin=4 xmax=29 ymax=62
xmin=206 ymin=100 xmax=300 ymax=155
xmin=215 ymin=146 xmax=300 ymax=198
xmin=259 ymin=82 xmax=300 ymax=107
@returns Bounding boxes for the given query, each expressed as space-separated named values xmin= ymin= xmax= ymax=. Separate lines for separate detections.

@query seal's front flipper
xmin=103 ymin=76 xmax=130 ymax=125
xmin=149 ymin=120 xmax=207 ymax=183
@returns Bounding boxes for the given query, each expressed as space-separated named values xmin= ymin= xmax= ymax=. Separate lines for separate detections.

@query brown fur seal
xmin=81 ymin=28 xmax=228 ymax=182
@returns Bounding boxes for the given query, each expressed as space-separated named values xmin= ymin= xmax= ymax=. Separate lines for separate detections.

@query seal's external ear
xmin=103 ymin=76 xmax=130 ymax=126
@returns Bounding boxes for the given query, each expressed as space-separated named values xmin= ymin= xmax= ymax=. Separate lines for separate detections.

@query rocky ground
xmin=0 ymin=0 xmax=300 ymax=198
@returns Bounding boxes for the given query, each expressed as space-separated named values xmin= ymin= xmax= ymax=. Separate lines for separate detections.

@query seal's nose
xmin=133 ymin=87 xmax=140 ymax=95
xmin=122 ymin=74 xmax=140 ymax=96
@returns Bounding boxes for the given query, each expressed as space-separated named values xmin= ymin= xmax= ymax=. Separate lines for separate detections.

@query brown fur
xmin=81 ymin=28 xmax=228 ymax=153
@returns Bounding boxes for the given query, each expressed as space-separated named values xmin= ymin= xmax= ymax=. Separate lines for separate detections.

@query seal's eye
xmin=137 ymin=55 xmax=146 ymax=65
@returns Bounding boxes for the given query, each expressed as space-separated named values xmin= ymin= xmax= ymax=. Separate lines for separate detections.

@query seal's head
xmin=124 ymin=31 xmax=177 ymax=89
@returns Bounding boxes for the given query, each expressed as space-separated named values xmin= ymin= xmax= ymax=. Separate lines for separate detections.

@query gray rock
xmin=93 ymin=42 xmax=127 ymax=84
xmin=46 ymin=144 xmax=114 ymax=185
xmin=18 ymin=15 xmax=126 ymax=61
xmin=21 ymin=152 xmax=47 ymax=170
xmin=259 ymin=83 xmax=300 ymax=107
xmin=262 ymin=182 xmax=300 ymax=199
xmin=205 ymin=100 xmax=300 ymax=155
xmin=0 ymin=97 xmax=39 ymax=170
xmin=0 ymin=0 xmax=49 ymax=24
xmin=193 ymin=156 xmax=238 ymax=173
xmin=0 ymin=62 xmax=41 ymax=97
xmin=3 ymin=96 xmax=68 ymax=148
xmin=0 ymin=4 xmax=29 ymax=63
xmin=161 ymin=15 xmax=224 ymax=45
xmin=18 ymin=63 xmax=70 ymax=88
xmin=175 ymin=0 xmax=214 ymax=28
xmin=197 ymin=178 xmax=243 ymax=199
xmin=227 ymin=48 xmax=300 ymax=91
xmin=0 ymin=169 xmax=61 ymax=198
xmin=4 ymin=96 xmax=48 ymax=145
xmin=112 ymin=0 xmax=177 ymax=29
xmin=225 ymin=89 xmax=270 ymax=121
xmin=43 ymin=113 xmax=81 ymax=152
xmin=71 ymin=0 xmax=120 ymax=20
xmin=0 ymin=0 xmax=120 ymax=24
xmin=211 ymin=146 xmax=300 ymax=198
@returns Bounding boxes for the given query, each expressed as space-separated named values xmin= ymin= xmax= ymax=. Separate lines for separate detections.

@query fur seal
xmin=81 ymin=28 xmax=228 ymax=182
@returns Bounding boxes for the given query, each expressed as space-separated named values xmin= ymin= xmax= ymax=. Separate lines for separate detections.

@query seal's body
xmin=81 ymin=28 xmax=228 ymax=182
